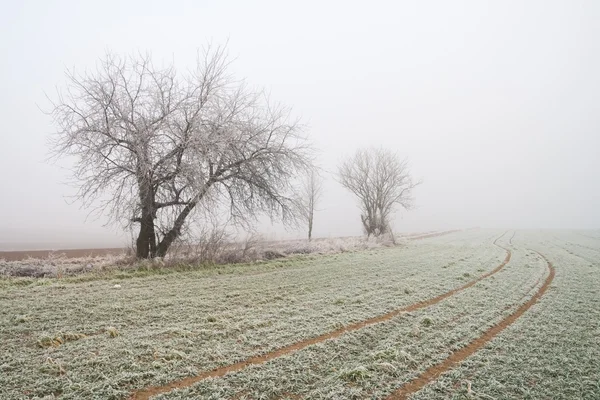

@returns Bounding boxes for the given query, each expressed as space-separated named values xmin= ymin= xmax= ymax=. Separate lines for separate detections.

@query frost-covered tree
xmin=49 ymin=47 xmax=312 ymax=258
xmin=338 ymin=148 xmax=420 ymax=237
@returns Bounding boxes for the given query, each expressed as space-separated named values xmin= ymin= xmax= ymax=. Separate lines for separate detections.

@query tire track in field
xmin=130 ymin=232 xmax=512 ymax=400
xmin=385 ymin=250 xmax=555 ymax=400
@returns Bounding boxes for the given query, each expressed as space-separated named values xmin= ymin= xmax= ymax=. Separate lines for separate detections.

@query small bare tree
xmin=338 ymin=148 xmax=420 ymax=237
xmin=300 ymin=170 xmax=323 ymax=241
xmin=49 ymin=47 xmax=312 ymax=258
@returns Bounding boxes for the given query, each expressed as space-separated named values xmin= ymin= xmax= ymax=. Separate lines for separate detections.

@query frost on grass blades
xmin=0 ymin=230 xmax=599 ymax=399
xmin=144 ymin=235 xmax=546 ymax=399
xmin=409 ymin=233 xmax=600 ymax=400
xmin=131 ymin=231 xmax=510 ymax=399
xmin=384 ymin=250 xmax=554 ymax=399
xmin=0 ymin=233 xmax=442 ymax=279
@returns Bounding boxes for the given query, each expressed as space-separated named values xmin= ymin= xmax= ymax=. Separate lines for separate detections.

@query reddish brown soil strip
xmin=231 ymin=390 xmax=301 ymax=400
xmin=130 ymin=234 xmax=511 ymax=400
xmin=1 ymin=231 xmax=458 ymax=262
xmin=0 ymin=247 xmax=127 ymax=261
xmin=408 ymin=230 xmax=461 ymax=241
xmin=278 ymin=393 xmax=302 ymax=400
xmin=385 ymin=250 xmax=555 ymax=400
xmin=0 ymin=230 xmax=454 ymax=262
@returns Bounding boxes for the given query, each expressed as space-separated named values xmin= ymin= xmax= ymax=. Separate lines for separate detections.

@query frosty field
xmin=1 ymin=230 xmax=598 ymax=399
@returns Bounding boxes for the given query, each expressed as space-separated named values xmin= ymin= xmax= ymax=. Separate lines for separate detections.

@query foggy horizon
xmin=1 ymin=0 xmax=599 ymax=251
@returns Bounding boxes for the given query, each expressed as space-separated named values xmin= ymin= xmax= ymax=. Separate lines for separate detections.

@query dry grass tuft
xmin=106 ymin=326 xmax=119 ymax=338
xmin=339 ymin=366 xmax=371 ymax=382
xmin=37 ymin=331 xmax=87 ymax=348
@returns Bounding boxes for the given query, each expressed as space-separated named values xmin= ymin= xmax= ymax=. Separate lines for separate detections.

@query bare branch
xmin=49 ymin=47 xmax=313 ymax=258
xmin=338 ymin=148 xmax=420 ymax=237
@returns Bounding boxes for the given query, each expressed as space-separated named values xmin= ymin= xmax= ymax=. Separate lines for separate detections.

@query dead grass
xmin=0 ymin=233 xmax=408 ymax=279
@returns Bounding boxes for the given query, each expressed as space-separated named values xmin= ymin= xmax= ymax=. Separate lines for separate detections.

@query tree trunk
xmin=136 ymin=173 xmax=157 ymax=259
xmin=308 ymin=210 xmax=313 ymax=241
xmin=155 ymin=201 xmax=198 ymax=257
xmin=136 ymin=218 xmax=151 ymax=258
xmin=136 ymin=210 xmax=156 ymax=258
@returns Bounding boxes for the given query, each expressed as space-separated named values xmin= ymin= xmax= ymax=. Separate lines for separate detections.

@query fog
xmin=1 ymin=0 xmax=599 ymax=250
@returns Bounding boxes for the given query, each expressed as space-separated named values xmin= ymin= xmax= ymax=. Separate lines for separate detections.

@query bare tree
xmin=300 ymin=170 xmax=323 ymax=241
xmin=49 ymin=47 xmax=312 ymax=258
xmin=338 ymin=148 xmax=420 ymax=237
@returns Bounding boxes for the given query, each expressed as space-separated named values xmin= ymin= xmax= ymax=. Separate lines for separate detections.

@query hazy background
xmin=1 ymin=0 xmax=599 ymax=250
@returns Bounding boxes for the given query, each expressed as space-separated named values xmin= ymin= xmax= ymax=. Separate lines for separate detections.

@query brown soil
xmin=130 ymin=233 xmax=511 ymax=400
xmin=0 ymin=230 xmax=455 ymax=262
xmin=1 ymin=230 xmax=459 ymax=263
xmin=407 ymin=230 xmax=460 ymax=241
xmin=385 ymin=250 xmax=555 ymax=400
xmin=0 ymin=247 xmax=126 ymax=261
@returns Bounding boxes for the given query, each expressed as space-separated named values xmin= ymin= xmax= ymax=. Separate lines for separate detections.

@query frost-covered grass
xmin=409 ymin=231 xmax=600 ymax=400
xmin=0 ymin=230 xmax=502 ymax=399
xmin=0 ymin=251 xmax=133 ymax=278
xmin=2 ymin=230 xmax=596 ymax=400
xmin=0 ymin=234 xmax=405 ymax=279
xmin=151 ymin=237 xmax=547 ymax=399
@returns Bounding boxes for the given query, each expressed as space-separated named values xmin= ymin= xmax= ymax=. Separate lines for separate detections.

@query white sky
xmin=1 ymin=0 xmax=599 ymax=249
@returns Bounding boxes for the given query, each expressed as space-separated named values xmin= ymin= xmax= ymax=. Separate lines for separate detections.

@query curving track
xmin=131 ymin=232 xmax=512 ymax=400
xmin=385 ymin=249 xmax=555 ymax=400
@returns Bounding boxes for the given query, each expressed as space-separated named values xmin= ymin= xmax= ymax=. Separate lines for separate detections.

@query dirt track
xmin=130 ymin=232 xmax=511 ymax=400
xmin=385 ymin=249 xmax=555 ymax=400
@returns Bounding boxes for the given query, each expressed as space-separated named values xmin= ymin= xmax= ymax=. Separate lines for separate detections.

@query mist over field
xmin=1 ymin=0 xmax=599 ymax=250
xmin=2 ymin=4 xmax=600 ymax=398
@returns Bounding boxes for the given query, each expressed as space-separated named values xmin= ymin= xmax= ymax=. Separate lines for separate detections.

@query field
xmin=1 ymin=230 xmax=599 ymax=399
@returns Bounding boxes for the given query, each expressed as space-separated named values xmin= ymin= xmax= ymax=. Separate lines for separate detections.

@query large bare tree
xmin=300 ymin=170 xmax=323 ymax=241
xmin=49 ymin=47 xmax=312 ymax=258
xmin=338 ymin=148 xmax=420 ymax=237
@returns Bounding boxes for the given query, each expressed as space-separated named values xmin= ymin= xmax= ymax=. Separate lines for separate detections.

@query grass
xmin=410 ymin=231 xmax=600 ymax=400
xmin=152 ymin=237 xmax=546 ymax=399
xmin=0 ymin=235 xmax=401 ymax=280
xmin=0 ymin=230 xmax=500 ymax=399
xmin=0 ymin=230 xmax=597 ymax=399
